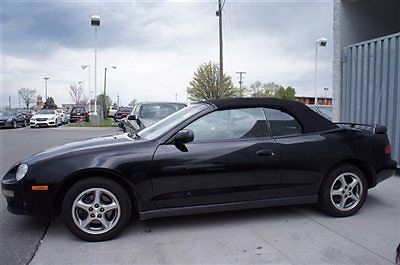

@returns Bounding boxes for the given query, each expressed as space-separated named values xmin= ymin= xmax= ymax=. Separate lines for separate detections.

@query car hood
xmin=140 ymin=118 xmax=161 ymax=127
xmin=23 ymin=134 xmax=135 ymax=163
xmin=0 ymin=115 xmax=16 ymax=120
xmin=33 ymin=114 xmax=57 ymax=119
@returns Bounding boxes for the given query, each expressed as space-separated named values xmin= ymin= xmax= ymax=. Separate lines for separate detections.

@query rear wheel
xmin=62 ymin=177 xmax=131 ymax=241
xmin=318 ymin=164 xmax=367 ymax=217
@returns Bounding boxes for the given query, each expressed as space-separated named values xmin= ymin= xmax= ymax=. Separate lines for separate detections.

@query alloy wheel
xmin=330 ymin=172 xmax=363 ymax=211
xmin=71 ymin=187 xmax=121 ymax=235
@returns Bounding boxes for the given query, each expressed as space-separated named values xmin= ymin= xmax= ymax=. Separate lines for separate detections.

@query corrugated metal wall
xmin=341 ymin=32 xmax=400 ymax=163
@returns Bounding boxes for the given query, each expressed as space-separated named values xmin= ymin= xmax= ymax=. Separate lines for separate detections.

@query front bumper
xmin=0 ymin=121 xmax=14 ymax=128
xmin=30 ymin=120 xmax=57 ymax=127
xmin=2 ymin=178 xmax=55 ymax=219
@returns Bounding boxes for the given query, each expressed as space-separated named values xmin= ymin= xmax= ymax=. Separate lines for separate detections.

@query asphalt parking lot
xmin=1 ymin=127 xmax=399 ymax=265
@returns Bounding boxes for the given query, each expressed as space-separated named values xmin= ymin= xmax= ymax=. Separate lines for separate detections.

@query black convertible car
xmin=2 ymin=98 xmax=397 ymax=241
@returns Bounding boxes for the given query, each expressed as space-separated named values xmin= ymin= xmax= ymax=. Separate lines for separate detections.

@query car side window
xmin=264 ymin=108 xmax=302 ymax=136
xmin=185 ymin=108 xmax=269 ymax=142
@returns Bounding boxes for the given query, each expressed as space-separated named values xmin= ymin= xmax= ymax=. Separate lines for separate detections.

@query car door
xmin=151 ymin=107 xmax=282 ymax=208
xmin=264 ymin=107 xmax=334 ymax=198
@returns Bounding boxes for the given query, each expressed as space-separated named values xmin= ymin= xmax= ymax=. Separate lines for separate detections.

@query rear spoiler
xmin=334 ymin=122 xmax=387 ymax=134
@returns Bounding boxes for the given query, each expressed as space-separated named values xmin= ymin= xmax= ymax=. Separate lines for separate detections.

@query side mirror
xmin=174 ymin=129 xmax=194 ymax=144
xmin=128 ymin=114 xmax=137 ymax=121
xmin=375 ymin=125 xmax=387 ymax=134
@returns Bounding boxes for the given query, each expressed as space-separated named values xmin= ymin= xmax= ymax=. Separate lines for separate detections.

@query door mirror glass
xmin=174 ymin=129 xmax=194 ymax=144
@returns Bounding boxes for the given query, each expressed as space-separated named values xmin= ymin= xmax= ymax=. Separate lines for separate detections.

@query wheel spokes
xmin=330 ymin=172 xmax=363 ymax=211
xmin=72 ymin=187 xmax=121 ymax=235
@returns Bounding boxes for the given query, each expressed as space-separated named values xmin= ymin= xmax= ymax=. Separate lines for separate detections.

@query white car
xmin=56 ymin=109 xmax=68 ymax=124
xmin=30 ymin=109 xmax=62 ymax=127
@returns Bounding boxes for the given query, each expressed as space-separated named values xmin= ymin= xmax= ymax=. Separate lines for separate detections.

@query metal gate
xmin=341 ymin=32 xmax=400 ymax=163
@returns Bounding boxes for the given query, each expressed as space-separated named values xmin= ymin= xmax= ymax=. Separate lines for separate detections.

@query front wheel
xmin=318 ymin=164 xmax=368 ymax=217
xmin=62 ymin=177 xmax=131 ymax=241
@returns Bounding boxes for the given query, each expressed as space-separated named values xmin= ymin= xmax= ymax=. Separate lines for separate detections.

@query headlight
xmin=7 ymin=118 xmax=13 ymax=122
xmin=31 ymin=118 xmax=36 ymax=121
xmin=16 ymin=164 xmax=28 ymax=181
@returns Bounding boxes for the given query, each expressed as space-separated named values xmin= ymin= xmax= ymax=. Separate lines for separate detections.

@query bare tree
xmin=79 ymin=95 xmax=89 ymax=108
xmin=69 ymin=83 xmax=83 ymax=105
xmin=18 ymin=88 xmax=36 ymax=109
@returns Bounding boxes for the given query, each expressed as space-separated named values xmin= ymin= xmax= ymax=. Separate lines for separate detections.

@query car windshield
xmin=0 ymin=111 xmax=16 ymax=116
xmin=136 ymin=104 xmax=209 ymax=140
xmin=37 ymin=109 xmax=55 ymax=114
xmin=140 ymin=103 xmax=186 ymax=119
xmin=118 ymin=107 xmax=132 ymax=112
xmin=72 ymin=107 xmax=84 ymax=112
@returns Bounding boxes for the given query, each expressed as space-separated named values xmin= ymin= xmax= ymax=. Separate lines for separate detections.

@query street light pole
xmin=91 ymin=15 xmax=100 ymax=115
xmin=103 ymin=66 xmax=116 ymax=99
xmin=43 ymin=77 xmax=50 ymax=101
xmin=314 ymin=37 xmax=327 ymax=106
xmin=81 ymin=65 xmax=91 ymax=112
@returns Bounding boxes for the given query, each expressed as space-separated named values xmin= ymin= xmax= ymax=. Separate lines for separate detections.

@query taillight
xmin=384 ymin=144 xmax=391 ymax=154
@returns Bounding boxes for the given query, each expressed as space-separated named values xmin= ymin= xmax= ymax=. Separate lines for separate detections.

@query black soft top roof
xmin=203 ymin=98 xmax=338 ymax=133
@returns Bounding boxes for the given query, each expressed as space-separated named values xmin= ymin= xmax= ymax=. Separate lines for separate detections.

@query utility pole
xmin=117 ymin=94 xmax=120 ymax=107
xmin=175 ymin=93 xmax=178 ymax=102
xmin=9 ymin=96 xmax=11 ymax=109
xmin=43 ymin=77 xmax=50 ymax=100
xmin=217 ymin=0 xmax=225 ymax=98
xmin=236 ymin=71 xmax=246 ymax=97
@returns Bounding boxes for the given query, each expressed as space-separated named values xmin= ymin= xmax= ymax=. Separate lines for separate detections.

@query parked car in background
xmin=30 ymin=109 xmax=61 ymax=127
xmin=114 ymin=107 xmax=132 ymax=122
xmin=124 ymin=102 xmax=186 ymax=133
xmin=307 ymin=105 xmax=333 ymax=121
xmin=56 ymin=109 xmax=68 ymax=124
xmin=108 ymin=106 xmax=118 ymax=118
xmin=70 ymin=106 xmax=89 ymax=122
xmin=20 ymin=110 xmax=36 ymax=124
xmin=2 ymin=98 xmax=397 ymax=241
xmin=64 ymin=110 xmax=71 ymax=123
xmin=0 ymin=110 xmax=27 ymax=128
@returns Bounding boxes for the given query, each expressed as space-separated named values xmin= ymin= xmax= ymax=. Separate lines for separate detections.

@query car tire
xmin=62 ymin=177 xmax=131 ymax=242
xmin=318 ymin=164 xmax=367 ymax=217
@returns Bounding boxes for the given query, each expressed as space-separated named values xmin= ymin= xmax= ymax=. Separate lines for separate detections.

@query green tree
xmin=247 ymin=81 xmax=280 ymax=97
xmin=187 ymin=62 xmax=238 ymax=101
xmin=275 ymin=86 xmax=296 ymax=100
xmin=44 ymin=97 xmax=57 ymax=109
xmin=97 ymin=94 xmax=112 ymax=119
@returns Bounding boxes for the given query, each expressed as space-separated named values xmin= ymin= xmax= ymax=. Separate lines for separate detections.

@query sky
xmin=1 ymin=0 xmax=333 ymax=107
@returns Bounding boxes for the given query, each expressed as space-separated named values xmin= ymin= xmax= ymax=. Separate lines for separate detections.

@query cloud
xmin=1 ymin=1 xmax=333 ymax=108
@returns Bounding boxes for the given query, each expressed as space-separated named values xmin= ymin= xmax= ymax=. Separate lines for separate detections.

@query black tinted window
xmin=264 ymin=108 xmax=302 ymax=136
xmin=186 ymin=108 xmax=268 ymax=142
xmin=72 ymin=107 xmax=85 ymax=113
